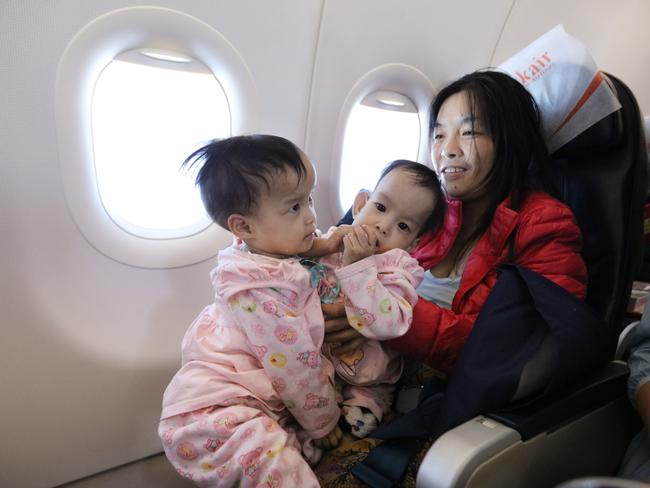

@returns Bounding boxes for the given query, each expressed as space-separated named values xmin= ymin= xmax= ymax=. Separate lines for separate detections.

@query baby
xmin=159 ymin=135 xmax=339 ymax=487
xmin=308 ymin=160 xmax=444 ymax=437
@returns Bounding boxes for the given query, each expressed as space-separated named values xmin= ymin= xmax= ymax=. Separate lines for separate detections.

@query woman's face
xmin=431 ymin=91 xmax=495 ymax=202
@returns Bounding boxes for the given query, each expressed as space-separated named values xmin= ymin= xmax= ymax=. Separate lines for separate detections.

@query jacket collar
xmin=411 ymin=195 xmax=521 ymax=270
xmin=411 ymin=198 xmax=461 ymax=270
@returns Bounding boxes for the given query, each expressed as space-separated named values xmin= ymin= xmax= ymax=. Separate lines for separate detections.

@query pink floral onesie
xmin=312 ymin=249 xmax=424 ymax=420
xmin=158 ymin=243 xmax=340 ymax=487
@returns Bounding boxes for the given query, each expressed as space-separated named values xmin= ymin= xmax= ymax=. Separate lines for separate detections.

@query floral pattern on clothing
xmin=228 ymin=284 xmax=339 ymax=438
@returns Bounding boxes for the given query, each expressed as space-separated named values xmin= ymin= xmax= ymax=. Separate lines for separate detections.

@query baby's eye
xmin=432 ymin=132 xmax=444 ymax=141
xmin=374 ymin=203 xmax=386 ymax=212
xmin=308 ymin=195 xmax=314 ymax=206
xmin=398 ymin=222 xmax=410 ymax=231
xmin=290 ymin=203 xmax=300 ymax=213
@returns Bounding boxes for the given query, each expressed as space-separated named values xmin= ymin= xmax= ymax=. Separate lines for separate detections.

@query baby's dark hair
xmin=377 ymin=159 xmax=445 ymax=236
xmin=182 ymin=135 xmax=306 ymax=229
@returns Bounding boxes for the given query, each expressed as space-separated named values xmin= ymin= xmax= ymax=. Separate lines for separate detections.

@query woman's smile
xmin=440 ymin=166 xmax=468 ymax=180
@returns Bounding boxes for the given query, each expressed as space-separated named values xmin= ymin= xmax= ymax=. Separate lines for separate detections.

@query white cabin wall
xmin=1 ymin=1 xmax=322 ymax=487
xmin=491 ymin=0 xmax=650 ymax=116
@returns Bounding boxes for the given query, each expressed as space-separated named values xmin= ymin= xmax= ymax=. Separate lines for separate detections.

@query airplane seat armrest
xmin=486 ymin=361 xmax=629 ymax=441
xmin=416 ymin=362 xmax=632 ymax=488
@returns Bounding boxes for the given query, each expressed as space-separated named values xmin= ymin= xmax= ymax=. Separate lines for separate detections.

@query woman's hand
xmin=313 ymin=424 xmax=343 ymax=451
xmin=322 ymin=302 xmax=366 ymax=354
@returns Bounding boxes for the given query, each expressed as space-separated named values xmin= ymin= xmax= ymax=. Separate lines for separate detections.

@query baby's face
xmin=353 ymin=168 xmax=437 ymax=254
xmin=244 ymin=154 xmax=318 ymax=258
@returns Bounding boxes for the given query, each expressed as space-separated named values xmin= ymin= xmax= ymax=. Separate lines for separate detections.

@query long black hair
xmin=430 ymin=70 xmax=552 ymax=263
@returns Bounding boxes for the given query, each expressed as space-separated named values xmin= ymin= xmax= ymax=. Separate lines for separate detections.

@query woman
xmin=316 ymin=70 xmax=588 ymax=486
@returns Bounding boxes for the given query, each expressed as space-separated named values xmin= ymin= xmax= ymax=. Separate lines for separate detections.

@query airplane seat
xmin=415 ymin=73 xmax=648 ymax=488
xmin=550 ymin=73 xmax=647 ymax=352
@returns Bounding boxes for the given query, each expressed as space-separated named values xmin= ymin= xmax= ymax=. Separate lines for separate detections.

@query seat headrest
xmin=552 ymin=108 xmax=623 ymax=158
xmin=552 ymin=76 xmax=624 ymax=158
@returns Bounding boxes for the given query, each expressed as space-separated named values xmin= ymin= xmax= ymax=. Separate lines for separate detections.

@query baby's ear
xmin=227 ymin=214 xmax=254 ymax=239
xmin=352 ymin=190 xmax=370 ymax=217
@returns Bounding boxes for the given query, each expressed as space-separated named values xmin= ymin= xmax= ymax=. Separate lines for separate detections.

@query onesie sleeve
xmin=227 ymin=286 xmax=340 ymax=439
xmin=335 ymin=249 xmax=424 ymax=341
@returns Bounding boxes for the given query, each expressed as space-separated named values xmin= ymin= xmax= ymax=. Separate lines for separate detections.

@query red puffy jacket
xmin=389 ymin=190 xmax=587 ymax=374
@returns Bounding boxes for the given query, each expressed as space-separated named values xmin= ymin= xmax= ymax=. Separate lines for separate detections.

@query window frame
xmin=330 ymin=64 xmax=435 ymax=219
xmin=56 ymin=6 xmax=257 ymax=268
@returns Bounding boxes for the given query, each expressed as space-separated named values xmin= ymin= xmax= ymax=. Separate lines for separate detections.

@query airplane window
xmin=92 ymin=49 xmax=230 ymax=238
xmin=339 ymin=90 xmax=420 ymax=210
xmin=56 ymin=6 xmax=256 ymax=268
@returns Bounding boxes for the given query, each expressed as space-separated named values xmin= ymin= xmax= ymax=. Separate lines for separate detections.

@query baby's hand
xmin=325 ymin=225 xmax=356 ymax=253
xmin=305 ymin=225 xmax=355 ymax=257
xmin=313 ymin=424 xmax=343 ymax=451
xmin=341 ymin=225 xmax=380 ymax=266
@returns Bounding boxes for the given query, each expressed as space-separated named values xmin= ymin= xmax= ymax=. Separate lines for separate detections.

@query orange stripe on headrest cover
xmin=551 ymin=71 xmax=605 ymax=137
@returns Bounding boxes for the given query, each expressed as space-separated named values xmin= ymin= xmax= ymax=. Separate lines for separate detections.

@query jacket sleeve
xmin=335 ymin=251 xmax=424 ymax=341
xmin=227 ymin=287 xmax=340 ymax=439
xmin=514 ymin=202 xmax=587 ymax=300
xmin=389 ymin=201 xmax=587 ymax=374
